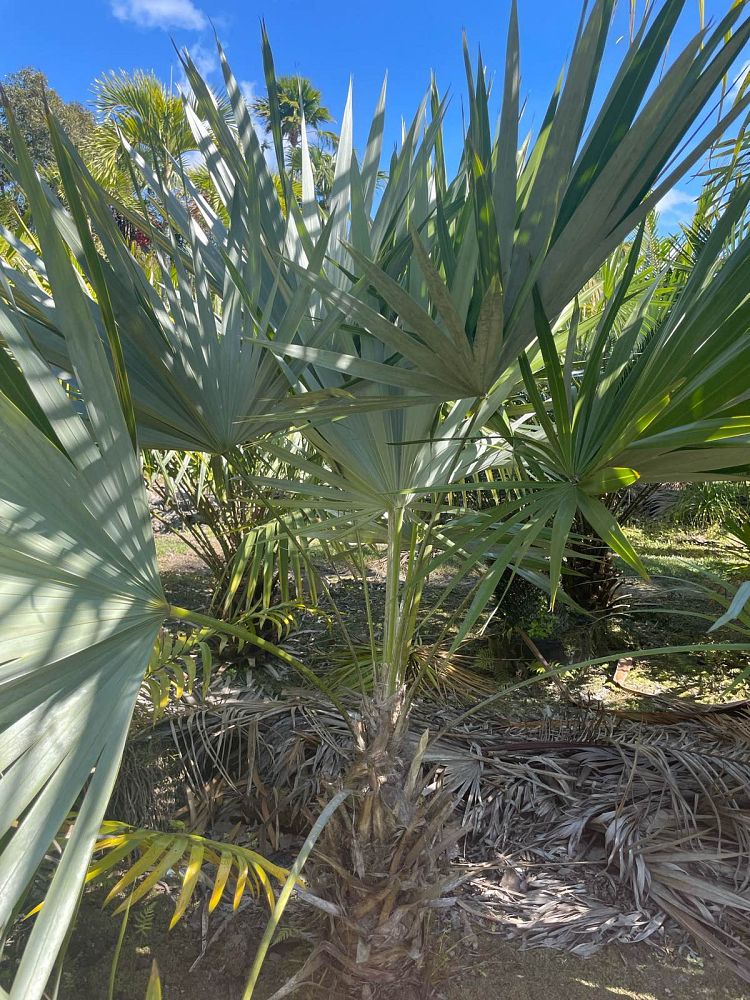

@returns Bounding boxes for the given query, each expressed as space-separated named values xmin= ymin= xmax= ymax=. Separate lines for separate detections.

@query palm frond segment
xmin=88 ymin=822 xmax=292 ymax=926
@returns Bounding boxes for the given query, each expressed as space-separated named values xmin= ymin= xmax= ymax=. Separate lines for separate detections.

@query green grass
xmin=622 ymin=524 xmax=748 ymax=583
xmin=575 ymin=524 xmax=750 ymax=701
xmin=154 ymin=533 xmax=195 ymax=562
xmin=153 ymin=532 xmax=213 ymax=611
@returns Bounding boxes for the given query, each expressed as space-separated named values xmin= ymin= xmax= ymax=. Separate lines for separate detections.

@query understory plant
xmin=144 ymin=444 xmax=318 ymax=623
xmin=671 ymin=480 xmax=749 ymax=530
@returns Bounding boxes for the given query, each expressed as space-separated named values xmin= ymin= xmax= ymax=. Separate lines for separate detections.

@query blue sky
xmin=2 ymin=0 xmax=747 ymax=228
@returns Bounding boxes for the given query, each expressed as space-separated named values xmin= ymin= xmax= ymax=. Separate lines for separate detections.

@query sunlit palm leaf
xmin=442 ymin=175 xmax=750 ymax=635
xmin=266 ymin=1 xmax=750 ymax=400
xmin=0 ymin=90 xmax=335 ymax=452
xmin=0 ymin=99 xmax=170 ymax=999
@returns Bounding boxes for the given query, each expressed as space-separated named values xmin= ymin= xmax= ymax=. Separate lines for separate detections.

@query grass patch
xmin=154 ymin=532 xmax=195 ymax=562
xmin=622 ymin=525 xmax=747 ymax=583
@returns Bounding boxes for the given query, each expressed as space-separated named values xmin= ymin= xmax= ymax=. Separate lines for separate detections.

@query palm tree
xmin=3 ymin=4 xmax=750 ymax=995
xmin=286 ymin=142 xmax=336 ymax=206
xmin=252 ymin=75 xmax=333 ymax=148
xmin=84 ymin=70 xmax=198 ymax=193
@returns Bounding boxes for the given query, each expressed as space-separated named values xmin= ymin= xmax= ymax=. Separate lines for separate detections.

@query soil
xmin=53 ymin=893 xmax=749 ymax=1000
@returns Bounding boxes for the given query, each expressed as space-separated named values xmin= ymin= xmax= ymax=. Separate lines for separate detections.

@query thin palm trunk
xmin=383 ymin=506 xmax=406 ymax=695
xmin=304 ymin=511 xmax=458 ymax=997
xmin=314 ymin=699 xmax=456 ymax=998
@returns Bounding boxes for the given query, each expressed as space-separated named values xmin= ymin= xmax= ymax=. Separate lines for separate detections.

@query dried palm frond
xmin=431 ymin=713 xmax=750 ymax=980
xmin=163 ymin=690 xmax=750 ymax=982
xmin=455 ymin=860 xmax=666 ymax=956
xmin=326 ymin=644 xmax=497 ymax=702
xmin=608 ymin=696 xmax=750 ymax=742
xmin=167 ymin=690 xmax=351 ymax=841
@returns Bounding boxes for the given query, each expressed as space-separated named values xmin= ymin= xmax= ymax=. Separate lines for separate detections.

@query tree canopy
xmin=0 ymin=67 xmax=96 ymax=214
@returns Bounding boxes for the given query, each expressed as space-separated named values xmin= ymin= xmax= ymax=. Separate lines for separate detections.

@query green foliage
xmin=145 ymin=961 xmax=162 ymax=1000
xmin=0 ymin=67 xmax=95 ymax=209
xmin=1 ymin=93 xmax=318 ymax=452
xmin=0 ymin=91 xmax=168 ymax=998
xmin=285 ymin=142 xmax=337 ymax=206
xmin=85 ymin=70 xmax=198 ymax=190
xmin=144 ymin=445 xmax=319 ymax=622
xmin=0 ymin=87 xmax=306 ymax=1000
xmin=143 ymin=628 xmax=213 ymax=721
xmin=494 ymin=572 xmax=552 ymax=632
xmin=132 ymin=900 xmax=156 ymax=943
xmin=671 ymin=482 xmax=749 ymax=530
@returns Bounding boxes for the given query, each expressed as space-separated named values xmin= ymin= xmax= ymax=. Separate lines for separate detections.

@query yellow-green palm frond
xmin=87 ymin=822 xmax=293 ymax=927
xmin=146 ymin=962 xmax=162 ymax=999
xmin=84 ymin=71 xmax=196 ymax=189
xmin=84 ymin=69 xmax=233 ymax=194
xmin=186 ymin=161 xmax=230 ymax=225
xmin=271 ymin=170 xmax=302 ymax=214
xmin=142 ymin=628 xmax=214 ymax=721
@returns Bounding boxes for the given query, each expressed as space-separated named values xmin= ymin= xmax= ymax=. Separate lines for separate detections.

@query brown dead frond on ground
xmin=430 ymin=709 xmax=750 ymax=980
xmin=155 ymin=688 xmax=750 ymax=985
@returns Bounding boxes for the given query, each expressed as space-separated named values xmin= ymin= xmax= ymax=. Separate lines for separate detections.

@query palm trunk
xmin=308 ymin=508 xmax=458 ymax=997
xmin=564 ymin=512 xmax=622 ymax=611
xmin=313 ymin=695 xmax=457 ymax=998
xmin=382 ymin=506 xmax=405 ymax=696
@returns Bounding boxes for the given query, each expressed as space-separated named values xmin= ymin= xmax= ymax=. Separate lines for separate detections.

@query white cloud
xmin=174 ymin=42 xmax=220 ymax=104
xmin=656 ymin=188 xmax=695 ymax=225
xmin=188 ymin=41 xmax=219 ymax=79
xmin=111 ymin=0 xmax=206 ymax=31
xmin=729 ymin=60 xmax=750 ymax=103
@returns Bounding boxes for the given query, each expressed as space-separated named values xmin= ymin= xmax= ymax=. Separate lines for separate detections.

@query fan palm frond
xmin=0 ymin=98 xmax=305 ymax=999
xmin=0 ymin=98 xmax=170 ymax=1000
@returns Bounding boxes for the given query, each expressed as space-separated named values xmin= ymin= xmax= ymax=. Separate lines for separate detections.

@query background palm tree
xmin=286 ymin=142 xmax=336 ymax=206
xmin=84 ymin=70 xmax=198 ymax=193
xmin=252 ymin=75 xmax=334 ymax=148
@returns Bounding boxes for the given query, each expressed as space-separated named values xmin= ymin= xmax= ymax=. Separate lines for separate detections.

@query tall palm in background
xmin=252 ymin=74 xmax=334 ymax=148
xmin=253 ymin=73 xmax=337 ymax=205
xmin=286 ymin=141 xmax=336 ymax=206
